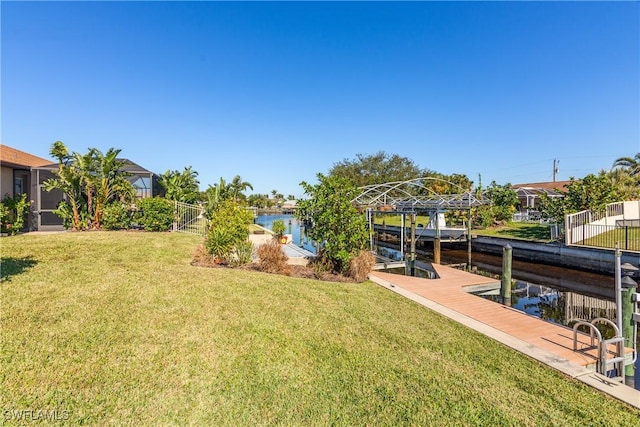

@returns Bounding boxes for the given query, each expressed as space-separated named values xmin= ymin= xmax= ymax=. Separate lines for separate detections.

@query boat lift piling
xmin=501 ymin=244 xmax=513 ymax=306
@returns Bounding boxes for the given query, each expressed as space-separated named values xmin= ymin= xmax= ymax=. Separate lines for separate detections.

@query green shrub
xmin=205 ymin=227 xmax=235 ymax=263
xmin=102 ymin=203 xmax=133 ymax=230
xmin=1 ymin=194 xmax=31 ymax=235
xmin=51 ymin=202 xmax=76 ymax=230
xmin=271 ymin=219 xmax=286 ymax=239
xmin=296 ymin=174 xmax=369 ymax=274
xmin=0 ymin=202 xmax=9 ymax=233
xmin=231 ymin=240 xmax=255 ymax=267
xmin=205 ymin=200 xmax=253 ymax=262
xmin=135 ymin=197 xmax=174 ymax=231
xmin=474 ymin=206 xmax=494 ymax=228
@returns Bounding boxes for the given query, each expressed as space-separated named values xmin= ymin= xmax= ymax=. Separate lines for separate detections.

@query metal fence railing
xmin=174 ymin=201 xmax=208 ymax=236
xmin=567 ymin=223 xmax=640 ymax=251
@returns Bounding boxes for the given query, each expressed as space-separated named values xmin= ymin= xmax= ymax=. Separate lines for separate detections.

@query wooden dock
xmin=369 ymin=265 xmax=640 ymax=407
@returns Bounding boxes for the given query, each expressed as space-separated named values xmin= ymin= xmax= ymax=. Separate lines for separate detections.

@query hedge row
xmin=103 ymin=197 xmax=174 ymax=232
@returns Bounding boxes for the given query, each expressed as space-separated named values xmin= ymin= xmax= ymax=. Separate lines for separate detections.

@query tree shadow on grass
xmin=0 ymin=256 xmax=38 ymax=282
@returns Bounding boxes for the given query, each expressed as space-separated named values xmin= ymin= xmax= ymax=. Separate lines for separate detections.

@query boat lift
xmin=353 ymin=177 xmax=489 ymax=275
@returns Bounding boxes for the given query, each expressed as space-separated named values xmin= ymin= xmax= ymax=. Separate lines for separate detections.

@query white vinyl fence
xmin=565 ymin=201 xmax=640 ymax=250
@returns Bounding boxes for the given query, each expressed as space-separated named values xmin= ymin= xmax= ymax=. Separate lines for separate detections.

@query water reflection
xmin=254 ymin=214 xmax=317 ymax=254
xmin=442 ymin=248 xmax=615 ymax=300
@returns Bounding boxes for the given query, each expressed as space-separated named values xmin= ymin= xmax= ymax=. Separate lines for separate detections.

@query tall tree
xmin=92 ymin=148 xmax=133 ymax=227
xmin=420 ymin=172 xmax=473 ymax=195
xmin=563 ymin=172 xmax=619 ymax=214
xmin=43 ymin=141 xmax=85 ymax=230
xmin=229 ymin=175 xmax=253 ymax=203
xmin=329 ymin=151 xmax=428 ymax=187
xmin=472 ymin=181 xmax=518 ymax=227
xmin=72 ymin=148 xmax=98 ymax=222
xmin=612 ymin=153 xmax=640 ymax=176
xmin=296 ymin=174 xmax=369 ymax=274
xmin=608 ymin=167 xmax=640 ymax=200
xmin=538 ymin=172 xmax=620 ymax=223
xmin=247 ymin=193 xmax=267 ymax=208
xmin=158 ymin=166 xmax=200 ymax=204
xmin=204 ymin=177 xmax=233 ymax=218
xmin=43 ymin=142 xmax=134 ymax=230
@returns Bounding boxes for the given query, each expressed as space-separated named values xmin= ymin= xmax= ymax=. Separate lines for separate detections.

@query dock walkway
xmin=369 ymin=265 xmax=640 ymax=408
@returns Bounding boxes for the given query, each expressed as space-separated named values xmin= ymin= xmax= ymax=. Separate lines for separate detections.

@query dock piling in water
xmin=621 ymin=275 xmax=637 ymax=386
xmin=501 ymin=244 xmax=512 ymax=306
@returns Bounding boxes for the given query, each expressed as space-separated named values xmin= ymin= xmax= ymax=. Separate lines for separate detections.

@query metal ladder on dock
xmin=572 ymin=318 xmax=626 ymax=383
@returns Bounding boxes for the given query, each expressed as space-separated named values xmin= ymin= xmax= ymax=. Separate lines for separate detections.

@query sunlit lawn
xmin=1 ymin=232 xmax=638 ymax=424
xmin=581 ymin=227 xmax=640 ymax=251
xmin=474 ymin=222 xmax=552 ymax=242
xmin=375 ymin=214 xmax=553 ymax=242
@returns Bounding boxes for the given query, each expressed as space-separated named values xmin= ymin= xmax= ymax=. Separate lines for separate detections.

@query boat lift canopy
xmin=352 ymin=177 xmax=490 ymax=269
xmin=352 ymin=177 xmax=489 ymax=212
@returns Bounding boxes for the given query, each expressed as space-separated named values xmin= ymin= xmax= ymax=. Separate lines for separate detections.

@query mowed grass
xmin=374 ymin=215 xmax=553 ymax=243
xmin=1 ymin=232 xmax=639 ymax=425
xmin=475 ymin=222 xmax=552 ymax=242
xmin=581 ymin=227 xmax=640 ymax=251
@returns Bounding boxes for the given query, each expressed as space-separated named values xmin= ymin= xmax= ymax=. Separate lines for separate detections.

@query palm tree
xmin=43 ymin=141 xmax=85 ymax=230
xmin=91 ymin=148 xmax=131 ymax=228
xmin=44 ymin=143 xmax=136 ymax=229
xmin=72 ymin=149 xmax=98 ymax=221
xmin=612 ymin=153 xmax=640 ymax=176
xmin=204 ymin=177 xmax=231 ymax=218
xmin=50 ymin=140 xmax=70 ymax=164
xmin=159 ymin=166 xmax=200 ymax=204
xmin=608 ymin=167 xmax=640 ymax=200
xmin=229 ymin=175 xmax=253 ymax=203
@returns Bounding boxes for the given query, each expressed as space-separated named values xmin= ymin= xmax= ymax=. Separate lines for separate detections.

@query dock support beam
xmin=400 ymin=213 xmax=405 ymax=261
xmin=434 ymin=209 xmax=441 ymax=264
xmin=501 ymin=244 xmax=512 ymax=306
xmin=622 ymin=278 xmax=637 ymax=387
xmin=467 ymin=209 xmax=472 ymax=271
xmin=406 ymin=214 xmax=417 ymax=276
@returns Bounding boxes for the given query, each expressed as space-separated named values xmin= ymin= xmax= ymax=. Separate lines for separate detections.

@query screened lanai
xmin=32 ymin=159 xmax=155 ymax=231
xmin=119 ymin=159 xmax=154 ymax=198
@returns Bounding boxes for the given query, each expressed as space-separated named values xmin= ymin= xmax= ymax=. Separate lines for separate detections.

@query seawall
xmin=470 ymin=236 xmax=640 ymax=275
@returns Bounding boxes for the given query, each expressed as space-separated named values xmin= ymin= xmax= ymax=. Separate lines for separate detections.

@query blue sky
xmin=2 ymin=1 xmax=638 ymax=197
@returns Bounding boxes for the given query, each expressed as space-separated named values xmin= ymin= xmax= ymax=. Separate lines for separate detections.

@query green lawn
xmin=375 ymin=215 xmax=553 ymax=242
xmin=1 ymin=232 xmax=638 ymax=425
xmin=581 ymin=227 xmax=640 ymax=251
xmin=475 ymin=222 xmax=552 ymax=242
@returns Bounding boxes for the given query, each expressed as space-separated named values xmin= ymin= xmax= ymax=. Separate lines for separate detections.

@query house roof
xmin=119 ymin=159 xmax=153 ymax=175
xmin=511 ymin=181 xmax=571 ymax=193
xmin=0 ymin=144 xmax=51 ymax=168
xmin=35 ymin=158 xmax=153 ymax=176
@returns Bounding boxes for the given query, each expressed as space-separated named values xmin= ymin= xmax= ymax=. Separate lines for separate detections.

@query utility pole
xmin=553 ymin=159 xmax=559 ymax=182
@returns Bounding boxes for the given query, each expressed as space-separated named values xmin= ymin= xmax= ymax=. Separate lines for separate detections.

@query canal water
xmin=254 ymin=214 xmax=317 ymax=254
xmin=258 ymin=214 xmax=638 ymax=388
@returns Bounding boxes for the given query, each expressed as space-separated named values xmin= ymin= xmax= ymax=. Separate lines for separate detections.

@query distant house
xmin=1 ymin=144 xmax=156 ymax=231
xmin=282 ymin=199 xmax=297 ymax=209
xmin=511 ymin=181 xmax=570 ymax=221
